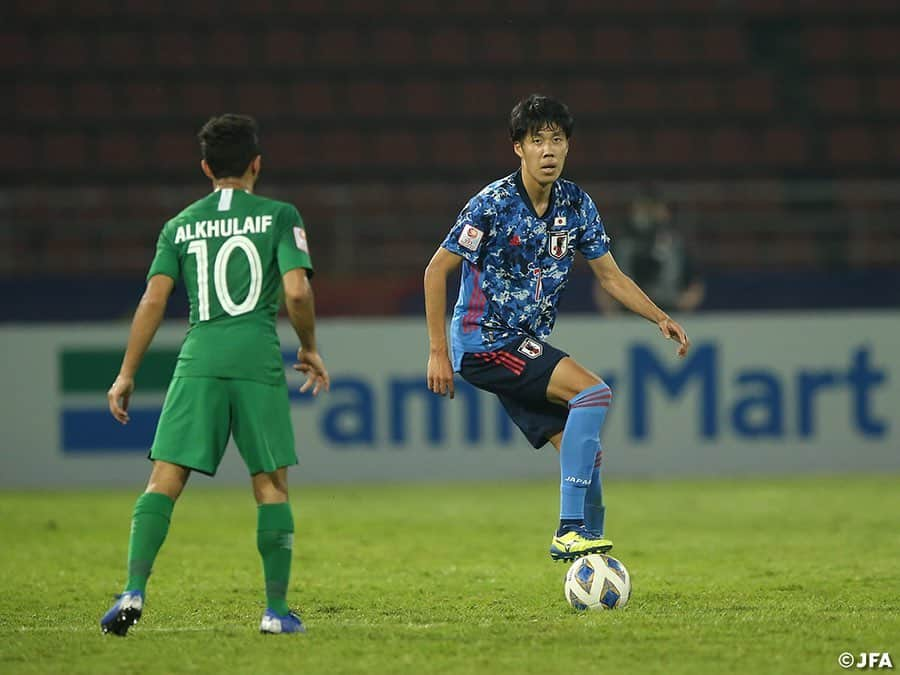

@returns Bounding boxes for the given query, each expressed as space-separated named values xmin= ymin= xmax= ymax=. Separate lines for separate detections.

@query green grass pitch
xmin=1 ymin=476 xmax=898 ymax=674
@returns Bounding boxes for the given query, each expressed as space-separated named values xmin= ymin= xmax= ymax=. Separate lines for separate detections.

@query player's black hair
xmin=508 ymin=94 xmax=574 ymax=142
xmin=197 ymin=114 xmax=260 ymax=179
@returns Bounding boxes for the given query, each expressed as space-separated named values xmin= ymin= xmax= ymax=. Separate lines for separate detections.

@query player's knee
xmin=252 ymin=470 xmax=289 ymax=504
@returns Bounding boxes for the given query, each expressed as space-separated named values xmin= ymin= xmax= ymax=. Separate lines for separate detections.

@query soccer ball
xmin=564 ymin=554 xmax=631 ymax=610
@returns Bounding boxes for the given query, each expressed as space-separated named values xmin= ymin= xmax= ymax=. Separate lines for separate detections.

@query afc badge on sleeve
xmin=458 ymin=225 xmax=484 ymax=252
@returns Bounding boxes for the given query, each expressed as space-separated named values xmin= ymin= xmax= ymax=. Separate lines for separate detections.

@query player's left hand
xmin=658 ymin=317 xmax=691 ymax=358
xmin=107 ymin=375 xmax=135 ymax=424
xmin=293 ymin=348 xmax=330 ymax=395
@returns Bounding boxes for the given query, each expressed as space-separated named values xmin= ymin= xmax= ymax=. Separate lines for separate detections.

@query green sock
xmin=125 ymin=492 xmax=175 ymax=593
xmin=257 ymin=503 xmax=294 ymax=615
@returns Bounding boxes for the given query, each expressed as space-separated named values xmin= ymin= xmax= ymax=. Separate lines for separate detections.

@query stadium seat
xmin=72 ymin=81 xmax=116 ymax=118
xmin=860 ymin=26 xmax=900 ymax=63
xmin=264 ymin=29 xmax=306 ymax=66
xmin=0 ymin=134 xmax=35 ymax=171
xmin=0 ymin=32 xmax=33 ymax=69
xmin=707 ymin=127 xmax=756 ymax=166
xmin=96 ymin=133 xmax=143 ymax=170
xmin=804 ymin=26 xmax=851 ymax=63
xmin=288 ymin=80 xmax=336 ymax=117
xmin=432 ymin=130 xmax=476 ymax=168
xmin=154 ymin=32 xmax=196 ymax=68
xmin=16 ymin=83 xmax=61 ymax=119
xmin=426 ymin=26 xmax=471 ymax=65
xmin=762 ymin=127 xmax=808 ymax=165
xmin=205 ymin=30 xmax=250 ymax=67
xmin=371 ymin=27 xmax=417 ymax=65
xmin=124 ymin=82 xmax=170 ymax=117
xmin=375 ymin=131 xmax=419 ymax=167
xmin=179 ymin=82 xmax=226 ymax=117
xmin=43 ymin=133 xmax=88 ymax=170
xmin=651 ymin=129 xmax=696 ymax=165
xmin=828 ymin=127 xmax=875 ymax=164
xmin=536 ymin=27 xmax=579 ymax=64
xmin=235 ymin=82 xmax=283 ymax=116
xmin=481 ymin=29 xmax=524 ymax=65
xmin=668 ymin=78 xmax=720 ymax=113
xmin=701 ymin=26 xmax=746 ymax=63
xmin=347 ymin=80 xmax=390 ymax=116
xmin=43 ymin=32 xmax=88 ymax=69
xmin=728 ymin=75 xmax=775 ymax=113
xmin=621 ymin=80 xmax=661 ymax=112
xmin=314 ymin=28 xmax=360 ymax=65
xmin=153 ymin=131 xmax=196 ymax=170
xmin=815 ymin=76 xmax=862 ymax=113
xmin=874 ymin=77 xmax=900 ymax=112
xmin=588 ymin=27 xmax=635 ymax=63
xmin=646 ymin=26 xmax=693 ymax=63
xmin=403 ymin=80 xmax=446 ymax=115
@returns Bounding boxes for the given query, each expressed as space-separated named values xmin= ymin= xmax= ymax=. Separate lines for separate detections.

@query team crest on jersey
xmin=549 ymin=230 xmax=569 ymax=259
xmin=458 ymin=225 xmax=484 ymax=251
xmin=518 ymin=338 xmax=544 ymax=359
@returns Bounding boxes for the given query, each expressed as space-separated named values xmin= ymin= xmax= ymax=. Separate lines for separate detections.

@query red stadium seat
xmin=828 ymin=127 xmax=875 ymax=164
xmin=235 ymin=82 xmax=283 ymax=116
xmin=651 ymin=129 xmax=696 ymax=165
xmin=264 ymin=30 xmax=306 ymax=66
xmin=43 ymin=32 xmax=88 ymax=69
xmin=565 ymin=79 xmax=614 ymax=114
xmin=861 ymin=26 xmax=900 ymax=63
xmin=805 ymin=26 xmax=851 ymax=63
xmin=646 ymin=26 xmax=693 ymax=63
xmin=289 ymin=81 xmax=336 ymax=117
xmin=347 ymin=80 xmax=390 ymax=116
xmin=621 ymin=80 xmax=661 ymax=112
xmin=707 ymin=127 xmax=755 ymax=165
xmin=403 ymin=80 xmax=446 ymax=116
xmin=874 ymin=77 xmax=900 ymax=112
xmin=154 ymin=32 xmax=197 ymax=68
xmin=762 ymin=127 xmax=808 ymax=165
xmin=375 ymin=131 xmax=419 ymax=167
xmin=461 ymin=81 xmax=501 ymax=116
xmin=0 ymin=134 xmax=36 ymax=170
xmin=815 ymin=76 xmax=862 ymax=113
xmin=728 ymin=75 xmax=774 ymax=113
xmin=153 ymin=131 xmax=195 ymax=170
xmin=16 ymin=83 xmax=61 ymax=119
xmin=206 ymin=30 xmax=250 ymax=67
xmin=668 ymin=78 xmax=720 ymax=113
xmin=0 ymin=32 xmax=33 ymax=69
xmin=314 ymin=28 xmax=361 ymax=65
xmin=481 ymin=29 xmax=523 ymax=65
xmin=95 ymin=32 xmax=147 ymax=69
xmin=588 ymin=27 xmax=635 ymax=63
xmin=701 ymin=26 xmax=746 ymax=63
xmin=371 ymin=27 xmax=417 ymax=65
xmin=72 ymin=81 xmax=117 ymax=119
xmin=433 ymin=130 xmax=477 ymax=168
xmin=96 ymin=133 xmax=143 ymax=169
xmin=42 ymin=133 xmax=89 ymax=170
xmin=426 ymin=26 xmax=471 ymax=65
xmin=537 ymin=27 xmax=579 ymax=64
xmin=124 ymin=82 xmax=169 ymax=117
xmin=179 ymin=82 xmax=226 ymax=117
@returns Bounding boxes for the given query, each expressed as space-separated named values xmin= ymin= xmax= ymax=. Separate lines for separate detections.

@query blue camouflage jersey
xmin=441 ymin=170 xmax=611 ymax=371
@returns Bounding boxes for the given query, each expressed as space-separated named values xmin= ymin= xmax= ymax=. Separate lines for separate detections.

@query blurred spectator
xmin=594 ymin=189 xmax=705 ymax=314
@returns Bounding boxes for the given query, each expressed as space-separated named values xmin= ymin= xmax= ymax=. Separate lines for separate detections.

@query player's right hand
xmin=427 ymin=351 xmax=455 ymax=399
xmin=107 ymin=375 xmax=135 ymax=425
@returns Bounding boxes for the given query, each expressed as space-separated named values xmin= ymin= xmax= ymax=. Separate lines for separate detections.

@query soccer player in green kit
xmin=100 ymin=114 xmax=328 ymax=636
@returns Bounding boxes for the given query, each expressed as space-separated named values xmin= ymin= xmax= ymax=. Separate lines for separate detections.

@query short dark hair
xmin=197 ymin=114 xmax=260 ymax=179
xmin=508 ymin=94 xmax=574 ymax=142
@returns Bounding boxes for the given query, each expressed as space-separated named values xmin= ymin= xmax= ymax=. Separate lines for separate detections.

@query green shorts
xmin=150 ymin=376 xmax=297 ymax=476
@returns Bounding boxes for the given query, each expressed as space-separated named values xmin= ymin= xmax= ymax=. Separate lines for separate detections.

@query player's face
xmin=514 ymin=124 xmax=569 ymax=187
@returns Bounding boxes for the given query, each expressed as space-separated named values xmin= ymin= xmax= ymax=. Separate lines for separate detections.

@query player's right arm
xmin=108 ymin=274 xmax=175 ymax=424
xmin=424 ymin=246 xmax=463 ymax=399
xmin=283 ymin=267 xmax=329 ymax=396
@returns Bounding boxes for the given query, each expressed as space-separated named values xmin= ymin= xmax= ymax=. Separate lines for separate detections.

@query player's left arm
xmin=108 ymin=274 xmax=175 ymax=424
xmin=588 ymin=252 xmax=691 ymax=358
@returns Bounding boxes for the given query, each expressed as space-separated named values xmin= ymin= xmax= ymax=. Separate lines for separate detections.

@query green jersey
xmin=147 ymin=188 xmax=313 ymax=384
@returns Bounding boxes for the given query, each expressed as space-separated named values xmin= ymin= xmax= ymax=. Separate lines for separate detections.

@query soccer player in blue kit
xmin=424 ymin=94 xmax=691 ymax=561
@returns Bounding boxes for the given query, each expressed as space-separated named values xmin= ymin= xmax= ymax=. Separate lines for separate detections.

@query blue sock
xmin=584 ymin=450 xmax=606 ymax=535
xmin=559 ymin=383 xmax=611 ymax=524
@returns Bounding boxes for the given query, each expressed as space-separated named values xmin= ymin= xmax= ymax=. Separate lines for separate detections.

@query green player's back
xmin=148 ymin=188 xmax=313 ymax=384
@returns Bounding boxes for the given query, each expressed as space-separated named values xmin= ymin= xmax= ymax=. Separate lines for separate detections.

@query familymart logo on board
xmin=59 ymin=348 xmax=177 ymax=452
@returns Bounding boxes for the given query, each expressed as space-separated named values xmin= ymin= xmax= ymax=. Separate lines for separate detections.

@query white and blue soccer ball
xmin=564 ymin=554 xmax=631 ymax=611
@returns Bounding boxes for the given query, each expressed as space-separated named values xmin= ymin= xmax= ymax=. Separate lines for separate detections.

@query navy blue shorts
xmin=459 ymin=337 xmax=569 ymax=449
